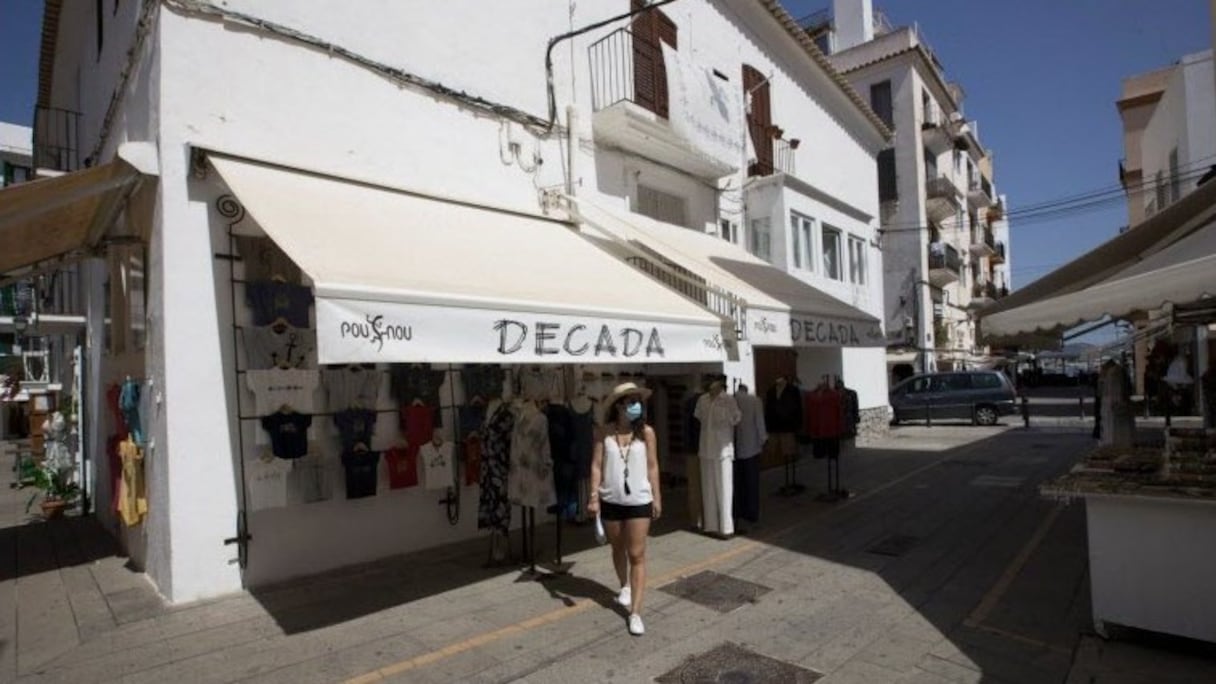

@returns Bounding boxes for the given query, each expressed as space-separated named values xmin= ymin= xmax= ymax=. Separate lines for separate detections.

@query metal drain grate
xmin=659 ymin=571 xmax=771 ymax=613
xmin=867 ymin=534 xmax=919 ymax=557
xmin=656 ymin=642 xmax=822 ymax=683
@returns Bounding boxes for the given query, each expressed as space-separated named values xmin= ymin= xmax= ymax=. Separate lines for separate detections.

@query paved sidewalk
xmin=3 ymin=426 xmax=1214 ymax=683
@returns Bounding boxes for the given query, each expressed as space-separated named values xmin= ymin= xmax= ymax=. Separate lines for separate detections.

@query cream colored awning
xmin=0 ymin=158 xmax=143 ymax=274
xmin=983 ymin=217 xmax=1216 ymax=337
xmin=980 ymin=178 xmax=1216 ymax=341
xmin=569 ymin=197 xmax=884 ymax=348
xmin=207 ymin=153 xmax=732 ymax=364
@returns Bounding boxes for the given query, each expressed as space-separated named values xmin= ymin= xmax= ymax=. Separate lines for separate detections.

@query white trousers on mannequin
xmin=699 ymin=458 xmax=734 ymax=536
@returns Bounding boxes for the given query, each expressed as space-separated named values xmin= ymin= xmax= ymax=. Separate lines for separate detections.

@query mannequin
xmin=694 ymin=376 xmax=741 ymax=538
xmin=765 ymin=375 xmax=803 ymax=494
xmin=732 ymin=384 xmax=766 ymax=530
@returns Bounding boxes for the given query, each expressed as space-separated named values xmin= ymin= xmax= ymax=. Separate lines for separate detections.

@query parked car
xmin=890 ymin=370 xmax=1017 ymax=425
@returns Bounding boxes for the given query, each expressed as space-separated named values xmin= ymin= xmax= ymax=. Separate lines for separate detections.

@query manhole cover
xmin=656 ymin=642 xmax=822 ymax=683
xmin=867 ymin=534 xmax=918 ymax=557
xmin=659 ymin=571 xmax=771 ymax=613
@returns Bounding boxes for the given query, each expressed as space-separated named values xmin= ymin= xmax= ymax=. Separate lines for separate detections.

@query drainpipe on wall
xmin=566 ymin=105 xmax=579 ymax=197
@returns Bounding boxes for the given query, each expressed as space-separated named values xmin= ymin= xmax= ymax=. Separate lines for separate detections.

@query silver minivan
xmin=890 ymin=371 xmax=1017 ymax=425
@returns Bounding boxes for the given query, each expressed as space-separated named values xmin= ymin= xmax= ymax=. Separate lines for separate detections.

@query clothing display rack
xmin=777 ymin=454 xmax=806 ymax=496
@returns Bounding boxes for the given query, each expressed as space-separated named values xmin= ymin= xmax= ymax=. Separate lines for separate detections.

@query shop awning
xmin=568 ymin=198 xmax=884 ymax=348
xmin=0 ymin=155 xmax=145 ymax=275
xmin=983 ymin=218 xmax=1216 ymax=337
xmin=980 ymin=178 xmax=1216 ymax=340
xmin=206 ymin=154 xmax=732 ymax=365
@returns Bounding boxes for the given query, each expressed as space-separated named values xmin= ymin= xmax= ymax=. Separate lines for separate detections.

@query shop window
xmin=821 ymin=225 xmax=842 ymax=280
xmin=848 ymin=236 xmax=867 ymax=285
xmin=636 ymin=184 xmax=688 ymax=227
xmin=749 ymin=217 xmax=772 ymax=262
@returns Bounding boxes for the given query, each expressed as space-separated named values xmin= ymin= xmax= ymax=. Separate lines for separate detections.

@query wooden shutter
xmin=878 ymin=149 xmax=897 ymax=202
xmin=631 ymin=0 xmax=676 ymax=118
xmin=743 ymin=64 xmax=773 ymax=176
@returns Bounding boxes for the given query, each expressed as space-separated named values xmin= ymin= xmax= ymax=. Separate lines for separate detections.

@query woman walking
xmin=587 ymin=382 xmax=662 ymax=636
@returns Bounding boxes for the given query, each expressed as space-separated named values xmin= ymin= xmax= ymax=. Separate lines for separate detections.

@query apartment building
xmin=806 ymin=0 xmax=1011 ymax=376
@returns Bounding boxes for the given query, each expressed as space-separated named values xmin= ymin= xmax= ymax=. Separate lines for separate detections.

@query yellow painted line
xmin=965 ymin=503 xmax=1064 ymax=629
xmin=342 ymin=448 xmax=970 ymax=683
xmin=969 ymin=623 xmax=1072 ymax=656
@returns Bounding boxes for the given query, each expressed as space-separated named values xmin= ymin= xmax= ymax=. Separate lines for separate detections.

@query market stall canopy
xmin=207 ymin=153 xmax=732 ymax=365
xmin=979 ymin=178 xmax=1216 ymax=341
xmin=983 ymin=218 xmax=1216 ymax=337
xmin=568 ymin=197 xmax=884 ymax=348
xmin=0 ymin=145 xmax=152 ymax=275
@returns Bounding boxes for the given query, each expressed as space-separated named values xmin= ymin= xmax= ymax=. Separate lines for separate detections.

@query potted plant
xmin=25 ymin=463 xmax=80 ymax=520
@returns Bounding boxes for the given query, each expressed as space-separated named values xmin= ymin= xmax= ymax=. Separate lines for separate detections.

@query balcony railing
xmin=992 ymin=241 xmax=1006 ymax=264
xmin=33 ymin=106 xmax=82 ymax=172
xmin=589 ymin=27 xmax=667 ymax=118
xmin=972 ymin=281 xmax=997 ymax=301
xmin=624 ymin=253 xmax=746 ymax=341
xmin=749 ymin=138 xmax=796 ymax=178
xmin=928 ymin=242 xmax=962 ymax=274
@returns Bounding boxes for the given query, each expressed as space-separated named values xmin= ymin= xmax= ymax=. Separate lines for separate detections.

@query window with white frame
xmin=822 ymin=224 xmax=842 ymax=280
xmin=848 ymin=236 xmax=867 ymax=285
xmin=749 ymin=217 xmax=772 ymax=261
xmin=789 ymin=212 xmax=813 ymax=270
xmin=636 ymin=184 xmax=688 ymax=227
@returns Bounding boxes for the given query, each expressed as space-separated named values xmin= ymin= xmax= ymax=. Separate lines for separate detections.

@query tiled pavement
xmin=3 ymin=424 xmax=1214 ymax=683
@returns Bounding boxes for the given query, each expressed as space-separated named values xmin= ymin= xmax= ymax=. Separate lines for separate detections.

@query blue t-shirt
xmin=246 ymin=282 xmax=313 ymax=328
xmin=341 ymin=449 xmax=380 ymax=499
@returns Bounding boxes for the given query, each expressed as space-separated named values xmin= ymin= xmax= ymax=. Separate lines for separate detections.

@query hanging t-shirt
xmin=389 ymin=364 xmax=447 ymax=406
xmin=463 ymin=434 xmax=481 ymax=486
xmin=236 ymin=235 xmax=302 ymax=284
xmin=288 ymin=450 xmax=333 ymax=504
xmin=246 ymin=281 xmax=313 ymax=328
xmin=333 ymin=408 xmax=378 ymax=452
xmin=243 ymin=324 xmax=315 ymax=370
xmin=420 ymin=441 xmax=454 ymax=490
xmin=260 ymin=411 xmax=313 ymax=459
xmin=246 ymin=453 xmax=293 ymax=511
xmin=399 ymin=404 xmax=435 ymax=455
xmin=342 ymin=449 xmax=380 ymax=499
xmin=382 ymin=446 xmax=419 ymax=489
xmin=246 ymin=369 xmax=320 ymax=416
xmin=323 ymin=365 xmax=382 ymax=411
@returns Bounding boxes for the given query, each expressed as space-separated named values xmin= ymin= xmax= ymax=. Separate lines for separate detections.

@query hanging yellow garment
xmin=117 ymin=437 xmax=148 ymax=526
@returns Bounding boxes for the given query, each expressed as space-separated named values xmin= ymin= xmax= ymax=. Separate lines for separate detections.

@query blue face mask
xmin=625 ymin=400 xmax=643 ymax=421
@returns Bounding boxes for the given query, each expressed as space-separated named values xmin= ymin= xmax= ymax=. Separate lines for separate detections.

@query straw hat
xmin=606 ymin=381 xmax=652 ymax=405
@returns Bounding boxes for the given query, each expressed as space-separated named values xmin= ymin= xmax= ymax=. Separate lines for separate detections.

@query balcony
xmin=749 ymin=138 xmax=797 ymax=178
xmin=924 ymin=174 xmax=962 ymax=223
xmin=921 ymin=107 xmax=954 ymax=155
xmin=987 ymin=197 xmax=1005 ymax=223
xmin=969 ymin=226 xmax=996 ymax=258
xmin=589 ymin=27 xmax=735 ymax=180
xmin=991 ymin=241 xmax=1006 ymax=264
xmin=970 ymin=280 xmax=997 ymax=307
xmin=33 ymin=106 xmax=81 ymax=173
xmin=928 ymin=242 xmax=961 ymax=287
xmin=967 ymin=174 xmax=993 ymax=209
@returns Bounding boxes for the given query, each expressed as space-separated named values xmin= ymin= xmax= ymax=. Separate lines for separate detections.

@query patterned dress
xmin=478 ymin=402 xmax=515 ymax=532
xmin=508 ymin=404 xmax=555 ymax=509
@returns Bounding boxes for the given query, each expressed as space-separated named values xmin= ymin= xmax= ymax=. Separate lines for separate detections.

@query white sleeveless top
xmin=599 ymin=434 xmax=653 ymax=506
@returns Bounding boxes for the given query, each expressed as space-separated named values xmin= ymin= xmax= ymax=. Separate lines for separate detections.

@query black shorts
xmin=600 ymin=501 xmax=653 ymax=521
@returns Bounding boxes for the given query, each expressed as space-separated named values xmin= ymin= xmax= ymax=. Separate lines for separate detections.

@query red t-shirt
xmin=804 ymin=388 xmax=843 ymax=439
xmin=463 ymin=435 xmax=481 ymax=486
xmin=383 ymin=447 xmax=418 ymax=489
xmin=399 ymin=404 xmax=435 ymax=458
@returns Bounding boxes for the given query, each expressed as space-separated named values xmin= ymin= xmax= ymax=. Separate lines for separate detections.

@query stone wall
xmin=856 ymin=405 xmax=891 ymax=444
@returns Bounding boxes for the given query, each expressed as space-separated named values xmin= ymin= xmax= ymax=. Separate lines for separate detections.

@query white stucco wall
xmin=1142 ymin=50 xmax=1216 ymax=210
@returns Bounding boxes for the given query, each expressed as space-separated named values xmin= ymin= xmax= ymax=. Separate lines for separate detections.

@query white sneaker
xmin=616 ymin=586 xmax=632 ymax=608
xmin=628 ymin=613 xmax=645 ymax=636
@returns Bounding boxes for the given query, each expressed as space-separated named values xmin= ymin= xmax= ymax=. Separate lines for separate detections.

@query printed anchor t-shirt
xmin=342 ymin=449 xmax=381 ymax=499
xmin=243 ymin=325 xmax=316 ymax=370
xmin=420 ymin=441 xmax=454 ymax=490
xmin=246 ymin=281 xmax=314 ymax=328
xmin=260 ymin=412 xmax=313 ymax=459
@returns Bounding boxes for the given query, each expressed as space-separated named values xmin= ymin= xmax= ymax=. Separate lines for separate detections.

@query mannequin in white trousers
xmin=694 ymin=379 xmax=741 ymax=537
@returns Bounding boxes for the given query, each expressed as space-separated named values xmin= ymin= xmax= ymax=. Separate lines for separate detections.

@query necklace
xmin=615 ymin=432 xmax=634 ymax=496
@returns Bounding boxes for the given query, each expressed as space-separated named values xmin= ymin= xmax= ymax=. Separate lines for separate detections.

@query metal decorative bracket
xmin=215 ymin=194 xmax=246 ymax=230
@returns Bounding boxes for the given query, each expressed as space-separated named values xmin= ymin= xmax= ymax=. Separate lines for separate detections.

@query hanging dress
xmin=478 ymin=402 xmax=514 ymax=532
xmin=508 ymin=403 xmax=555 ymax=510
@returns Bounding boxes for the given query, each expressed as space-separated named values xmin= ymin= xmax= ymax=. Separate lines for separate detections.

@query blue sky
xmin=0 ymin=1 xmax=1211 ymax=297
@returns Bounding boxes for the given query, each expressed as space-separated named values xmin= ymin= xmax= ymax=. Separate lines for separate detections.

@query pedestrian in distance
xmin=587 ymin=382 xmax=662 ymax=636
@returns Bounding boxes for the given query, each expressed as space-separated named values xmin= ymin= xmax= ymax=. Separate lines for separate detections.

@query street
xmin=5 ymin=425 xmax=1212 ymax=683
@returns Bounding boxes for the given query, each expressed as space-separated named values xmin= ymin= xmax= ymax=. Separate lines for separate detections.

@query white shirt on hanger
xmin=246 ymin=369 xmax=320 ymax=416
xmin=420 ymin=441 xmax=454 ymax=490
